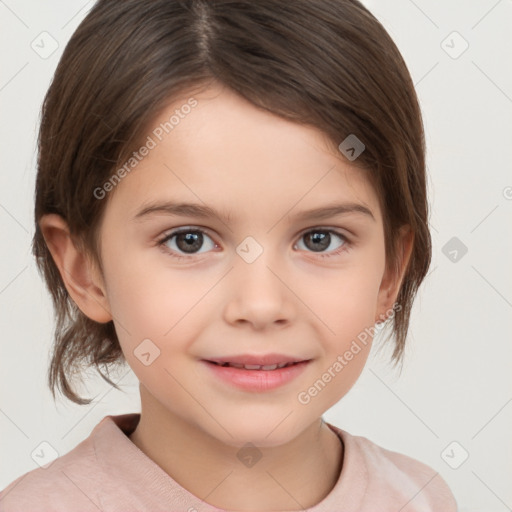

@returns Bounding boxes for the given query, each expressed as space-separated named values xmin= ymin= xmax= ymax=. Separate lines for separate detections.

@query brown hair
xmin=32 ymin=0 xmax=431 ymax=405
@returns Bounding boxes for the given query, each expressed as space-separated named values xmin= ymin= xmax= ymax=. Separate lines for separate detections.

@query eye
xmin=157 ymin=227 xmax=351 ymax=261
xmin=294 ymin=229 xmax=350 ymax=258
xmin=158 ymin=227 xmax=217 ymax=259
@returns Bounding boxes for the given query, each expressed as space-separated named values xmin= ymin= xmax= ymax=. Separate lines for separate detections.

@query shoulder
xmin=0 ymin=424 xmax=103 ymax=511
xmin=331 ymin=425 xmax=458 ymax=511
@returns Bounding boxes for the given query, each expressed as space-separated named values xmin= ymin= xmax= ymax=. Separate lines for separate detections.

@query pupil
xmin=177 ymin=232 xmax=202 ymax=253
xmin=307 ymin=231 xmax=329 ymax=252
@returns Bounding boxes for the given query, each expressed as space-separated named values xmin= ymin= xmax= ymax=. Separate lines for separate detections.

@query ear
xmin=375 ymin=224 xmax=414 ymax=324
xmin=39 ymin=213 xmax=112 ymax=323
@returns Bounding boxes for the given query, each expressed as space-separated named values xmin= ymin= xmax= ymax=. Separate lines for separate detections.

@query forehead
xmin=104 ymin=84 xmax=382 ymax=226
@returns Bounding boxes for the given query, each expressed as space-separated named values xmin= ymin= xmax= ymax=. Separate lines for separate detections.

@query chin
xmin=206 ymin=411 xmax=313 ymax=449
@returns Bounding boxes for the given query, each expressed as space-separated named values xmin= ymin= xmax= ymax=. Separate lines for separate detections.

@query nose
xmin=222 ymin=250 xmax=295 ymax=330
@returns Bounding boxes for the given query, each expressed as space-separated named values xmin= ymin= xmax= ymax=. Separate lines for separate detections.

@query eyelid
xmin=159 ymin=225 xmax=216 ymax=240
xmin=296 ymin=225 xmax=351 ymax=239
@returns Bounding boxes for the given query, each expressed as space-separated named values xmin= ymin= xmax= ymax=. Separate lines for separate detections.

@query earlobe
xmin=375 ymin=225 xmax=414 ymax=324
xmin=38 ymin=214 xmax=112 ymax=324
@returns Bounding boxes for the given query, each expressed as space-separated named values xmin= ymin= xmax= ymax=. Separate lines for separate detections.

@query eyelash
xmin=157 ymin=227 xmax=351 ymax=261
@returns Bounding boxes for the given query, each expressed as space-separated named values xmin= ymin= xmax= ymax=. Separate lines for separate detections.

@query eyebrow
xmin=132 ymin=200 xmax=375 ymax=224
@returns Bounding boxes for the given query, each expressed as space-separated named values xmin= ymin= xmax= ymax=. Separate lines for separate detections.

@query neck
xmin=129 ymin=388 xmax=343 ymax=511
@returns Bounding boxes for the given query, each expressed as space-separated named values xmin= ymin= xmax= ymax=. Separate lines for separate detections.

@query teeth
xmin=215 ymin=362 xmax=296 ymax=370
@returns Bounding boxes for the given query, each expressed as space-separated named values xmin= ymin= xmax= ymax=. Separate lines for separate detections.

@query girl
xmin=0 ymin=0 xmax=457 ymax=510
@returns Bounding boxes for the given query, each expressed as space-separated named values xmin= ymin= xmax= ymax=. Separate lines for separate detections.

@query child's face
xmin=93 ymin=83 xmax=395 ymax=447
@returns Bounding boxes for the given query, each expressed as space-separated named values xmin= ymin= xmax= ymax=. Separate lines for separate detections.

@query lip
xmin=201 ymin=358 xmax=312 ymax=392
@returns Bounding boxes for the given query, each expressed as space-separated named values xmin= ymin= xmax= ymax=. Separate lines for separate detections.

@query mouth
xmin=206 ymin=361 xmax=303 ymax=371
xmin=201 ymin=357 xmax=312 ymax=392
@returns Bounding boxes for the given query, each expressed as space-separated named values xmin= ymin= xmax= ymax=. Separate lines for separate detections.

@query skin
xmin=40 ymin=82 xmax=413 ymax=511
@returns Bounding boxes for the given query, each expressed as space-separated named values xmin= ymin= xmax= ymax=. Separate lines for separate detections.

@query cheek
xmin=104 ymin=257 xmax=223 ymax=367
xmin=299 ymin=261 xmax=383 ymax=335
xmin=103 ymin=248 xmax=202 ymax=330
xmin=306 ymin=277 xmax=377 ymax=405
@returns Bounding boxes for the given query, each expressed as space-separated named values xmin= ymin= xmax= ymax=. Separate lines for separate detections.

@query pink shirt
xmin=0 ymin=413 xmax=457 ymax=511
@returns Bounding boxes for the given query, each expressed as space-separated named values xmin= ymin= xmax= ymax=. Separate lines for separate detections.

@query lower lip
xmin=202 ymin=360 xmax=311 ymax=392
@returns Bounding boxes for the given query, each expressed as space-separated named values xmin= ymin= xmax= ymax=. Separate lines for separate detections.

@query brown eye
xmin=303 ymin=231 xmax=331 ymax=252
xmin=159 ymin=228 xmax=216 ymax=258
xmin=295 ymin=229 xmax=349 ymax=256
xmin=174 ymin=231 xmax=204 ymax=253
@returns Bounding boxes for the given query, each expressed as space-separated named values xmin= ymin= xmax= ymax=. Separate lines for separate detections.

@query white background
xmin=1 ymin=1 xmax=511 ymax=510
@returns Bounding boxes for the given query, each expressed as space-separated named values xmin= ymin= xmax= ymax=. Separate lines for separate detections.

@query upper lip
xmin=204 ymin=353 xmax=311 ymax=366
